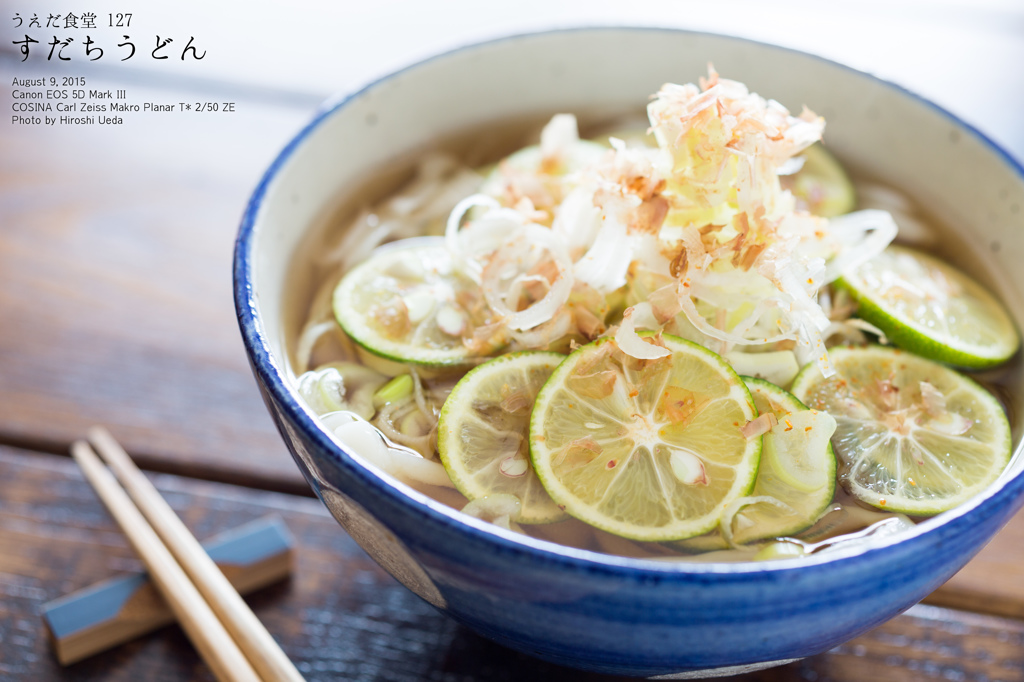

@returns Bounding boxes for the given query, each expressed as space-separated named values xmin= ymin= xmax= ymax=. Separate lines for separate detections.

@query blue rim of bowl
xmin=234 ymin=25 xmax=1024 ymax=577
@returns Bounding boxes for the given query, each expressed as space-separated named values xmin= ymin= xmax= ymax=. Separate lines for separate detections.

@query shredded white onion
xmin=374 ymin=400 xmax=435 ymax=457
xmin=408 ymin=366 xmax=434 ymax=421
xmin=822 ymin=209 xmax=899 ymax=283
xmin=822 ymin=321 xmax=867 ymax=347
xmin=844 ymin=318 xmax=889 ymax=345
xmin=510 ymin=307 xmax=574 ymax=348
xmin=481 ymin=224 xmax=574 ymax=331
xmin=614 ymin=303 xmax=670 ymax=359
xmin=777 ymin=155 xmax=806 ymax=176
xmin=540 ymin=114 xmax=580 ymax=162
xmin=445 ymin=193 xmax=503 ymax=280
xmin=676 ymin=289 xmax=793 ymax=347
xmin=574 ymin=218 xmax=633 ymax=293
xmin=551 ymin=186 xmax=602 ymax=252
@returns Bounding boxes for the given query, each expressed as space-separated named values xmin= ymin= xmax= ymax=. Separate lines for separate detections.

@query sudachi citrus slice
xmin=673 ymin=378 xmax=837 ymax=551
xmin=838 ymin=244 xmax=1019 ymax=369
xmin=729 ymin=377 xmax=837 ymax=541
xmin=782 ymin=142 xmax=856 ymax=218
xmin=438 ymin=351 xmax=568 ymax=524
xmin=529 ymin=334 xmax=760 ymax=541
xmin=333 ymin=238 xmax=501 ymax=367
xmin=791 ymin=345 xmax=1012 ymax=515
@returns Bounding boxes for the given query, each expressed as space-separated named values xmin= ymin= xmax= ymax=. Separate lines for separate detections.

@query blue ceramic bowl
xmin=234 ymin=28 xmax=1024 ymax=677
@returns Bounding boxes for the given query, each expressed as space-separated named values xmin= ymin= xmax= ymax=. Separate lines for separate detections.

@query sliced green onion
xmin=373 ymin=374 xmax=414 ymax=408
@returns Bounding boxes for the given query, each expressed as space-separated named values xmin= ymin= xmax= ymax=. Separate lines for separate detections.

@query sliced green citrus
xmin=791 ymin=345 xmax=1012 ymax=515
xmin=333 ymin=238 xmax=501 ymax=367
xmin=673 ymin=378 xmax=837 ymax=551
xmin=731 ymin=378 xmax=837 ymax=538
xmin=782 ymin=142 xmax=855 ymax=217
xmin=437 ymin=351 xmax=568 ymax=524
xmin=838 ymin=244 xmax=1019 ymax=369
xmin=747 ymin=378 xmax=835 ymax=493
xmin=529 ymin=334 xmax=760 ymax=541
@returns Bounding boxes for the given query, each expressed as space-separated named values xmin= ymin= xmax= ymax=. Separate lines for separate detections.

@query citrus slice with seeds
xmin=791 ymin=345 xmax=1012 ymax=515
xmin=529 ymin=333 xmax=760 ymax=541
xmin=333 ymin=238 xmax=502 ymax=367
xmin=672 ymin=378 xmax=837 ymax=551
xmin=837 ymin=244 xmax=1019 ymax=369
xmin=438 ymin=351 xmax=568 ymax=524
xmin=782 ymin=143 xmax=855 ymax=217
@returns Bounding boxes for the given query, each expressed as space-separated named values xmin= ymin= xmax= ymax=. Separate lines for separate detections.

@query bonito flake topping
xmin=446 ymin=67 xmax=897 ymax=376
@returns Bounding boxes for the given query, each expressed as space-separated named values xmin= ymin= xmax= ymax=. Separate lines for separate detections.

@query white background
xmin=5 ymin=0 xmax=1024 ymax=160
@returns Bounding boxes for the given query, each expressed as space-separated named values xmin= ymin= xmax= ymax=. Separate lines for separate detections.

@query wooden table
xmin=3 ymin=7 xmax=1024 ymax=679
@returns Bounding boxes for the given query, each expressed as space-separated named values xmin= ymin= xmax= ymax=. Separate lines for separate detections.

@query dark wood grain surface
xmin=3 ymin=447 xmax=1023 ymax=682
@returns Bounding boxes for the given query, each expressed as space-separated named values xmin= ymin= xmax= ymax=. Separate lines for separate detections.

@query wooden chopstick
xmin=87 ymin=427 xmax=305 ymax=682
xmin=70 ymin=441 xmax=261 ymax=682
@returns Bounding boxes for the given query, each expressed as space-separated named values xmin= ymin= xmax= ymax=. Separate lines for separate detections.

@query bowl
xmin=234 ymin=28 xmax=1024 ymax=677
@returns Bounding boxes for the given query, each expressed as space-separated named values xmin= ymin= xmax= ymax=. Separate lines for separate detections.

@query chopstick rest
xmin=86 ymin=427 xmax=306 ymax=681
xmin=43 ymin=516 xmax=294 ymax=665
xmin=69 ymin=440 xmax=262 ymax=682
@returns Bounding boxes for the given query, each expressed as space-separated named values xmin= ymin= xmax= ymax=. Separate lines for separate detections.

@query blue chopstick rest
xmin=42 ymin=515 xmax=294 ymax=665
